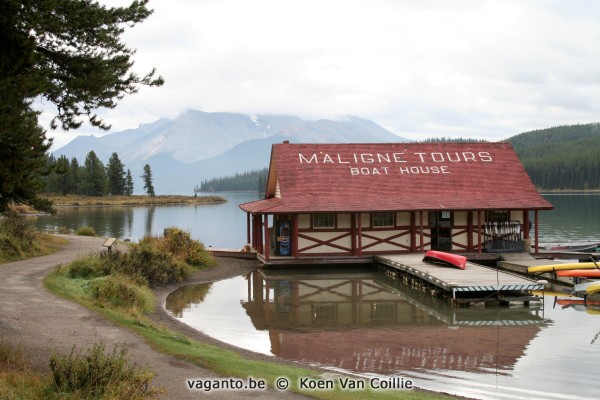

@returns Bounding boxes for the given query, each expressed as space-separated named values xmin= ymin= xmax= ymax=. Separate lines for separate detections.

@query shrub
xmin=122 ymin=243 xmax=189 ymax=288
xmin=57 ymin=226 xmax=70 ymax=234
xmin=0 ymin=211 xmax=36 ymax=244
xmin=0 ymin=211 xmax=39 ymax=261
xmin=185 ymin=241 xmax=214 ymax=267
xmin=75 ymin=226 xmax=97 ymax=236
xmin=49 ymin=343 xmax=156 ymax=399
xmin=90 ymin=275 xmax=154 ymax=313
xmin=66 ymin=255 xmax=108 ymax=279
xmin=139 ymin=227 xmax=214 ymax=268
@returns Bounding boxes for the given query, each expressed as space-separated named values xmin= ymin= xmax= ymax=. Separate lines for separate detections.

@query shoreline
xmin=42 ymin=194 xmax=227 ymax=208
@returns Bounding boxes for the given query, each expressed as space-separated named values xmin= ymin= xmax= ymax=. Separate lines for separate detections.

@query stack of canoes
xmin=527 ymin=262 xmax=600 ymax=295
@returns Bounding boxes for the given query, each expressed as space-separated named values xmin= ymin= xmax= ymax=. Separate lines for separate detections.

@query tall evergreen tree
xmin=68 ymin=157 xmax=82 ymax=195
xmin=106 ymin=152 xmax=126 ymax=195
xmin=83 ymin=151 xmax=107 ymax=196
xmin=125 ymin=169 xmax=134 ymax=196
xmin=0 ymin=0 xmax=162 ymax=212
xmin=142 ymin=164 xmax=155 ymax=196
xmin=52 ymin=155 xmax=71 ymax=195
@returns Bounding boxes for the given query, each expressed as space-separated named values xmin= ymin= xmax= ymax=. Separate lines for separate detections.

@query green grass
xmin=44 ymin=268 xmax=452 ymax=400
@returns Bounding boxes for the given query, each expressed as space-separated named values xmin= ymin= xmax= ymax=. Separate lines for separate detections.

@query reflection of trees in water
xmin=166 ymin=283 xmax=213 ymax=317
xmin=33 ymin=206 xmax=135 ymax=238
xmin=103 ymin=206 xmax=133 ymax=238
xmin=144 ymin=206 xmax=155 ymax=237
xmin=126 ymin=207 xmax=133 ymax=236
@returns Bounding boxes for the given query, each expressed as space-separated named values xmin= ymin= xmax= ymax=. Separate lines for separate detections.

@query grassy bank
xmin=0 ymin=211 xmax=68 ymax=264
xmin=43 ymin=232 xmax=452 ymax=400
xmin=44 ymin=194 xmax=226 ymax=207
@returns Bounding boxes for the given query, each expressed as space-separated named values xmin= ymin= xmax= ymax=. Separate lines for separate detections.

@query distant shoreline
xmin=44 ymin=194 xmax=226 ymax=208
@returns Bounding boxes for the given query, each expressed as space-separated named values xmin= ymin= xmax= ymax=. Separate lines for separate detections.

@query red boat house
xmin=240 ymin=142 xmax=553 ymax=265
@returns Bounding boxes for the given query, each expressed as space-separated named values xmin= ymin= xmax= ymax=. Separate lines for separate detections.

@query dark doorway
xmin=275 ymin=219 xmax=291 ymax=256
xmin=429 ymin=211 xmax=452 ymax=251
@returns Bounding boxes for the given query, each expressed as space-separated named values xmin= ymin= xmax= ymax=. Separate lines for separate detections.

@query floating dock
xmin=374 ymin=254 xmax=544 ymax=307
xmin=497 ymin=253 xmax=586 ymax=285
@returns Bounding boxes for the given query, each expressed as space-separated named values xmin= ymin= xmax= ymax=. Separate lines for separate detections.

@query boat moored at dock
xmin=422 ymin=250 xmax=467 ymax=270
xmin=528 ymin=262 xmax=600 ymax=274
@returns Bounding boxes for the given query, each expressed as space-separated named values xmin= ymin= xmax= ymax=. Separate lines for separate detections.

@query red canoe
xmin=423 ymin=250 xmax=467 ymax=270
xmin=557 ymin=269 xmax=600 ymax=278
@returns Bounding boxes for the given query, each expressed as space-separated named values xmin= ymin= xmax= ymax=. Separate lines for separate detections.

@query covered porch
xmin=242 ymin=208 xmax=544 ymax=266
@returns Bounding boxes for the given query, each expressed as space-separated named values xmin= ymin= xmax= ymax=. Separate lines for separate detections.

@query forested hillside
xmin=198 ymin=168 xmax=268 ymax=193
xmin=508 ymin=124 xmax=600 ymax=190
xmin=197 ymin=124 xmax=600 ymax=193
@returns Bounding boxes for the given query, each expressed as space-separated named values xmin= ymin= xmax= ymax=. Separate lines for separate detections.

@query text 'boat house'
xmin=240 ymin=142 xmax=553 ymax=266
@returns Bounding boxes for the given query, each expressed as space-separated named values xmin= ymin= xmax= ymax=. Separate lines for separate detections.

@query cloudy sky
xmin=42 ymin=0 xmax=600 ymax=149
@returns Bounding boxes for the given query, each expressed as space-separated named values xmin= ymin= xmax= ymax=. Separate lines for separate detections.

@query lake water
xmin=167 ymin=271 xmax=599 ymax=400
xmin=33 ymin=192 xmax=600 ymax=247
xmin=33 ymin=192 xmax=259 ymax=249
xmin=34 ymin=192 xmax=600 ymax=399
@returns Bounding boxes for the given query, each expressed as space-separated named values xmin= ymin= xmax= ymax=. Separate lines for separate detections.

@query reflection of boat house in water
xmin=241 ymin=270 xmax=549 ymax=375
xmin=240 ymin=142 xmax=553 ymax=265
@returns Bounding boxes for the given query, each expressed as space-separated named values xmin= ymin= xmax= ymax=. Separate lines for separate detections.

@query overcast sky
xmin=41 ymin=0 xmax=600 ymax=149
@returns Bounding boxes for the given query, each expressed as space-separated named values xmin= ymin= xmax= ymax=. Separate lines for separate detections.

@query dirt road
xmin=0 ymin=235 xmax=306 ymax=399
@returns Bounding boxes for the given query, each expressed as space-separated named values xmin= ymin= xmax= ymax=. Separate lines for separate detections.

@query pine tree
xmin=142 ymin=164 xmax=155 ymax=196
xmin=83 ymin=151 xmax=107 ymax=196
xmin=68 ymin=157 xmax=82 ymax=194
xmin=0 ymin=0 xmax=162 ymax=212
xmin=125 ymin=169 xmax=134 ymax=196
xmin=106 ymin=152 xmax=126 ymax=195
xmin=53 ymin=155 xmax=71 ymax=195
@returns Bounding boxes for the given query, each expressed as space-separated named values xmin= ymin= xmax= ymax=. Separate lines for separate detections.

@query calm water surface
xmin=33 ymin=192 xmax=258 ymax=248
xmin=35 ymin=192 xmax=600 ymax=399
xmin=167 ymin=270 xmax=600 ymax=400
xmin=33 ymin=193 xmax=600 ymax=247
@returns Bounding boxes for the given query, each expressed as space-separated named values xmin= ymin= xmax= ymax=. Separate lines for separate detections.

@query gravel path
xmin=0 ymin=235 xmax=307 ymax=399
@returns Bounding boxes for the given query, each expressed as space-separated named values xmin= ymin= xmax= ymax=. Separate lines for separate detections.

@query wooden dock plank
xmin=375 ymin=254 xmax=543 ymax=294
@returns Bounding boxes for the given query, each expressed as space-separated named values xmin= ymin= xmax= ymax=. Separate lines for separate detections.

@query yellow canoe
xmin=586 ymin=283 xmax=600 ymax=295
xmin=528 ymin=262 xmax=600 ymax=274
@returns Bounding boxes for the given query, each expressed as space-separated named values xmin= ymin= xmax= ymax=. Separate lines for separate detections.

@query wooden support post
xmin=477 ymin=210 xmax=482 ymax=254
xmin=263 ymin=214 xmax=270 ymax=260
xmin=292 ymin=214 xmax=299 ymax=258
xmin=467 ymin=211 xmax=473 ymax=252
xmin=419 ymin=212 xmax=424 ymax=251
xmin=351 ymin=213 xmax=357 ymax=256
xmin=523 ymin=210 xmax=530 ymax=240
xmin=357 ymin=212 xmax=362 ymax=257
xmin=534 ymin=210 xmax=539 ymax=254
xmin=246 ymin=213 xmax=251 ymax=245
xmin=410 ymin=212 xmax=416 ymax=252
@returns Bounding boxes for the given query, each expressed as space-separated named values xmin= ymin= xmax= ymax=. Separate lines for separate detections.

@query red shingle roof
xmin=240 ymin=142 xmax=553 ymax=213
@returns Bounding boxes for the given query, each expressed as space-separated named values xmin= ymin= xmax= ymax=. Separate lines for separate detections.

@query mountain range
xmin=54 ymin=110 xmax=407 ymax=194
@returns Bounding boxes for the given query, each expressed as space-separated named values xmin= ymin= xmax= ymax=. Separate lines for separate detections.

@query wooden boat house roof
xmin=240 ymin=142 xmax=553 ymax=214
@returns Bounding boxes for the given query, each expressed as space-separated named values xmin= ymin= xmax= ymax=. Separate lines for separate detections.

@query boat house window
xmin=313 ymin=213 xmax=335 ymax=228
xmin=372 ymin=212 xmax=394 ymax=227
